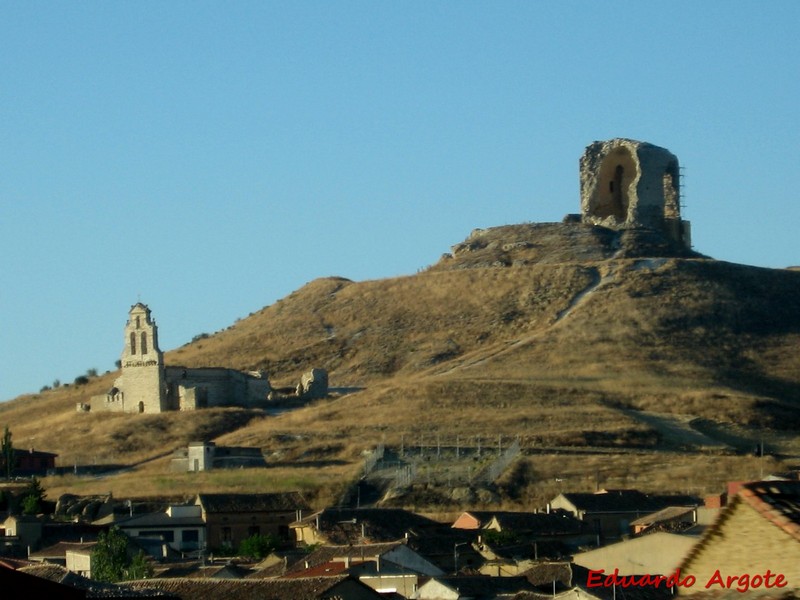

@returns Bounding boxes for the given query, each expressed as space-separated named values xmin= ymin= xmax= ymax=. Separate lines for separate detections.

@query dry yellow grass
xmin=2 ymin=224 xmax=800 ymax=507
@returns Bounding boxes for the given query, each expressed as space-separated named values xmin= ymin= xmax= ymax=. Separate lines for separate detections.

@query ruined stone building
xmin=579 ymin=138 xmax=691 ymax=248
xmin=91 ymin=303 xmax=272 ymax=413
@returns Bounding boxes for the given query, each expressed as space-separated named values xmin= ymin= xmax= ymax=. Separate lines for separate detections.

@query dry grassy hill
xmin=3 ymin=222 xmax=800 ymax=508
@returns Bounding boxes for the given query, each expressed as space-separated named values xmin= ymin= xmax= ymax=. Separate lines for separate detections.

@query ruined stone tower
xmin=119 ymin=303 xmax=166 ymax=413
xmin=580 ymin=138 xmax=691 ymax=248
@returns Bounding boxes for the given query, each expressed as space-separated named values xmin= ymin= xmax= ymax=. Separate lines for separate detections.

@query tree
xmin=125 ymin=550 xmax=153 ymax=580
xmin=92 ymin=527 xmax=129 ymax=582
xmin=1 ymin=425 xmax=14 ymax=479
xmin=92 ymin=527 xmax=152 ymax=582
xmin=238 ymin=533 xmax=280 ymax=559
xmin=21 ymin=476 xmax=46 ymax=515
xmin=483 ymin=528 xmax=521 ymax=547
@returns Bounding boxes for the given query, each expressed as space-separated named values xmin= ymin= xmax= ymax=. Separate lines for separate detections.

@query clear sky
xmin=2 ymin=2 xmax=798 ymax=401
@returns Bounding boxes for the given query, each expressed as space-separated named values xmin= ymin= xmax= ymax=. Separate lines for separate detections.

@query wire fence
xmin=472 ymin=437 xmax=520 ymax=484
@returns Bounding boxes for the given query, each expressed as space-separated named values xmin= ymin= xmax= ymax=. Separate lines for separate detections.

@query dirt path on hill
xmin=425 ymin=262 xmax=622 ymax=377
xmin=619 ymin=409 xmax=732 ymax=450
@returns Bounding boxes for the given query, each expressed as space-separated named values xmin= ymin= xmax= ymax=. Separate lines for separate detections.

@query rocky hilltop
xmin=434 ymin=221 xmax=703 ymax=271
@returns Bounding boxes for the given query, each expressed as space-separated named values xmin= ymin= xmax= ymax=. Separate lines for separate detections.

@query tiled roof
xmin=681 ymin=480 xmax=800 ymax=572
xmin=737 ymin=480 xmax=800 ymax=541
xmin=154 ymin=562 xmax=254 ymax=579
xmin=0 ymin=557 xmax=35 ymax=569
xmin=634 ymin=520 xmax=700 ymax=536
xmin=19 ymin=564 xmax=177 ymax=598
xmin=284 ymin=542 xmax=404 ymax=575
xmin=196 ymin=492 xmax=310 ymax=513
xmin=283 ymin=560 xmax=351 ymax=579
xmin=127 ymin=575 xmax=378 ymax=600
xmin=293 ymin=508 xmax=439 ymax=544
xmin=246 ymin=560 xmax=289 ymax=579
xmin=558 ymin=490 xmax=698 ymax=514
xmin=453 ymin=511 xmax=496 ymax=527
xmin=629 ymin=506 xmax=695 ymax=526
xmin=1 ymin=564 xmax=86 ymax=600
xmin=29 ymin=540 xmax=96 ymax=560
xmin=419 ymin=574 xmax=536 ymax=598
xmin=405 ymin=527 xmax=481 ymax=565
xmin=114 ymin=512 xmax=205 ymax=528
xmin=520 ymin=561 xmax=572 ymax=587
xmin=246 ymin=550 xmax=309 ymax=579
xmin=489 ymin=511 xmax=589 ymax=535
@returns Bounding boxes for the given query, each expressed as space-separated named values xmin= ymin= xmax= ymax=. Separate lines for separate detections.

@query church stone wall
xmin=90 ymin=304 xmax=274 ymax=414
xmin=164 ymin=367 xmax=272 ymax=410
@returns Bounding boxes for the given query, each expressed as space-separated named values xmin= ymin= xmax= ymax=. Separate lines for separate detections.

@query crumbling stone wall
xmin=580 ymin=138 xmax=690 ymax=248
xmin=297 ymin=368 xmax=329 ymax=400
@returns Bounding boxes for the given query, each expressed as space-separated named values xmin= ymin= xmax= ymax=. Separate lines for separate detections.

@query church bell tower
xmin=120 ymin=303 xmax=166 ymax=413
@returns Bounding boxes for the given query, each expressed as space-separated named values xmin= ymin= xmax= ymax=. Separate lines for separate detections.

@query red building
xmin=13 ymin=449 xmax=58 ymax=476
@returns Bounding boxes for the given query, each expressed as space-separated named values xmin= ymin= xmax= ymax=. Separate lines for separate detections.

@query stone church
xmin=91 ymin=303 xmax=272 ymax=413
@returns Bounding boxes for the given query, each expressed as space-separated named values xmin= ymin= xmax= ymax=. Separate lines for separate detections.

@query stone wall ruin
xmin=580 ymin=138 xmax=690 ymax=248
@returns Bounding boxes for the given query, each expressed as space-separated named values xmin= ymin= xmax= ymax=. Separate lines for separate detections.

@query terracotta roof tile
xmin=128 ymin=575 xmax=379 ymax=600
xmin=284 ymin=542 xmax=403 ymax=575
xmin=737 ymin=480 xmax=800 ymax=542
xmin=293 ymin=508 xmax=440 ymax=544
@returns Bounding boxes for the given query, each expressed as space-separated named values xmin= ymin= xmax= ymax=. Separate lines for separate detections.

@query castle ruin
xmin=579 ymin=138 xmax=691 ymax=248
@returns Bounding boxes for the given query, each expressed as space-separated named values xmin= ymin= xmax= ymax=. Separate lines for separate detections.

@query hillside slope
xmin=2 ymin=222 xmax=799 ymax=504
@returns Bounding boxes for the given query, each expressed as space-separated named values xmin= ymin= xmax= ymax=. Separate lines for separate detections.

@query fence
xmin=472 ymin=437 xmax=520 ymax=484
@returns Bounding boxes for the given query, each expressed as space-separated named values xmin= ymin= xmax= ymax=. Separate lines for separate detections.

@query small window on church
xmin=130 ymin=332 xmax=136 ymax=354
xmin=136 ymin=316 xmax=140 ymax=329
xmin=141 ymin=332 xmax=148 ymax=354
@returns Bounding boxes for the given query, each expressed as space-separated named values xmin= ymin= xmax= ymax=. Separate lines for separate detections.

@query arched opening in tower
xmin=589 ymin=147 xmax=636 ymax=221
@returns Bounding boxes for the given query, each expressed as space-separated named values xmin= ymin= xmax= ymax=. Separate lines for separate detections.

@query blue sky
xmin=2 ymin=2 xmax=798 ymax=401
